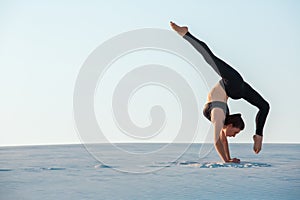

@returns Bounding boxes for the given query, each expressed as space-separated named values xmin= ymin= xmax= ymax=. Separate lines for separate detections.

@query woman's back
xmin=207 ymin=82 xmax=228 ymax=103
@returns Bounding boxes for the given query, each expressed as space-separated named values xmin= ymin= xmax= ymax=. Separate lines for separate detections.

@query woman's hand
xmin=227 ymin=158 xmax=240 ymax=163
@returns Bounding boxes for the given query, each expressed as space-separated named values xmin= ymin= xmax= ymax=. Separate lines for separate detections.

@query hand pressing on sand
xmin=227 ymin=158 xmax=240 ymax=163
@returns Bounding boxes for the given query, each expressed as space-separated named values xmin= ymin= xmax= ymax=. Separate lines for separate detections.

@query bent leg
xmin=242 ymin=82 xmax=270 ymax=136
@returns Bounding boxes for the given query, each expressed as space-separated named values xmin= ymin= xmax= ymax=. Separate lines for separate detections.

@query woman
xmin=170 ymin=22 xmax=270 ymax=163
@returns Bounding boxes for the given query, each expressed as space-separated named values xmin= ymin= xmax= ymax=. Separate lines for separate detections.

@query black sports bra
xmin=203 ymin=101 xmax=229 ymax=121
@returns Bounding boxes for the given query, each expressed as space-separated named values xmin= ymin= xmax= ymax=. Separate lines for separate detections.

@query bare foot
xmin=253 ymin=135 xmax=263 ymax=154
xmin=170 ymin=21 xmax=188 ymax=36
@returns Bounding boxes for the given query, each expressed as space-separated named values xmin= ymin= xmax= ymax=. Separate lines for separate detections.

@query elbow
xmin=214 ymin=138 xmax=221 ymax=146
xmin=213 ymin=131 xmax=224 ymax=144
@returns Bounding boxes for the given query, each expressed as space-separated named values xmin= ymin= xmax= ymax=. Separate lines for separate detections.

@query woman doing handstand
xmin=170 ymin=22 xmax=270 ymax=163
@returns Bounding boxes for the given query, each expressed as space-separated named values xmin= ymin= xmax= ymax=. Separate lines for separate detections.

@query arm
xmin=220 ymin=132 xmax=231 ymax=161
xmin=211 ymin=108 xmax=228 ymax=162
xmin=220 ymin=131 xmax=241 ymax=163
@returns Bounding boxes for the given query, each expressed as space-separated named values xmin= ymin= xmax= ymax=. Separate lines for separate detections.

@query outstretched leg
xmin=170 ymin=22 xmax=243 ymax=83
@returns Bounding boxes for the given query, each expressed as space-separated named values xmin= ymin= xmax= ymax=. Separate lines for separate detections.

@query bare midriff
xmin=207 ymin=82 xmax=228 ymax=103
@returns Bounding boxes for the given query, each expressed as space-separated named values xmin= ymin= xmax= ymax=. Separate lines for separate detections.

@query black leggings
xmin=183 ymin=32 xmax=270 ymax=136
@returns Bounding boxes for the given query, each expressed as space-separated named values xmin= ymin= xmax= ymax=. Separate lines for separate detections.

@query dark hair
xmin=224 ymin=113 xmax=245 ymax=130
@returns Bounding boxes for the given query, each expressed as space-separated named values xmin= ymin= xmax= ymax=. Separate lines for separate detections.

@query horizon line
xmin=1 ymin=142 xmax=300 ymax=148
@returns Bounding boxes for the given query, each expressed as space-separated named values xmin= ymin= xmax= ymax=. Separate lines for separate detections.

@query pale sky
xmin=1 ymin=0 xmax=299 ymax=146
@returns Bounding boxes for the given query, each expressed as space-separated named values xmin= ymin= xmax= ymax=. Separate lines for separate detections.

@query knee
xmin=262 ymin=100 xmax=270 ymax=114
